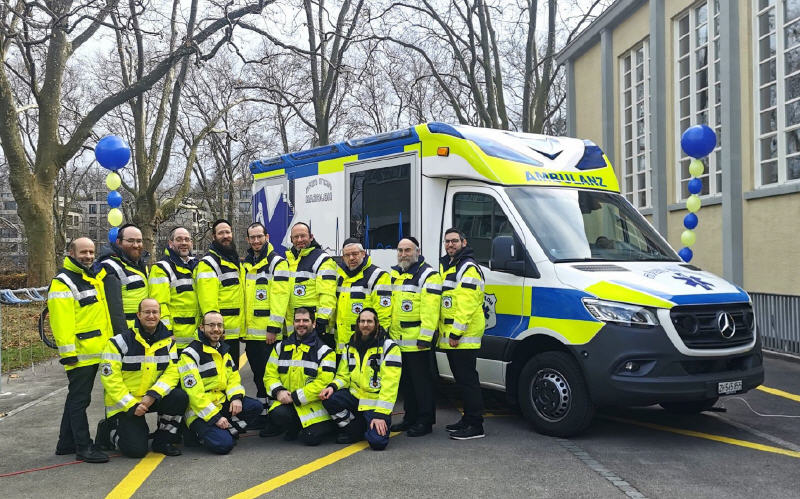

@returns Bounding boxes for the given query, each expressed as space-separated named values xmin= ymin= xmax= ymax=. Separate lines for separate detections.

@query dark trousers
xmin=446 ymin=349 xmax=484 ymax=426
xmin=244 ymin=340 xmax=275 ymax=415
xmin=322 ymin=390 xmax=391 ymax=450
xmin=268 ymin=403 xmax=334 ymax=446
xmin=398 ymin=349 xmax=436 ymax=427
xmin=226 ymin=338 xmax=241 ymax=369
xmin=112 ymin=388 xmax=189 ymax=458
xmin=57 ymin=364 xmax=98 ymax=452
xmin=189 ymin=396 xmax=262 ymax=454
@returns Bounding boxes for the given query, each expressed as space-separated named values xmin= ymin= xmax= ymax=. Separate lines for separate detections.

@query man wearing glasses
xmin=438 ymin=228 xmax=486 ymax=440
xmin=97 ymin=223 xmax=149 ymax=331
xmin=179 ymin=311 xmax=262 ymax=454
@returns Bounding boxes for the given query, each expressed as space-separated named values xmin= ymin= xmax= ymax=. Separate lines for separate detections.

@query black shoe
xmin=445 ymin=420 xmax=467 ymax=433
xmin=55 ymin=445 xmax=76 ymax=456
xmin=335 ymin=431 xmax=359 ymax=444
xmin=407 ymin=423 xmax=432 ymax=437
xmin=259 ymin=425 xmax=283 ymax=438
xmin=249 ymin=416 xmax=267 ymax=431
xmin=390 ymin=420 xmax=413 ymax=433
xmin=449 ymin=425 xmax=485 ymax=440
xmin=95 ymin=419 xmax=114 ymax=451
xmin=76 ymin=445 xmax=109 ymax=463
xmin=183 ymin=429 xmax=201 ymax=447
xmin=152 ymin=441 xmax=182 ymax=456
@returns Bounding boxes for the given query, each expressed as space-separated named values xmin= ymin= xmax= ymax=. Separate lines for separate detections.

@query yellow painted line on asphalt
xmin=757 ymin=385 xmax=800 ymax=403
xmin=229 ymin=433 xmax=399 ymax=498
xmin=604 ymin=416 xmax=800 ymax=459
xmin=240 ymin=352 xmax=248 ymax=369
xmin=105 ymin=452 xmax=166 ymax=498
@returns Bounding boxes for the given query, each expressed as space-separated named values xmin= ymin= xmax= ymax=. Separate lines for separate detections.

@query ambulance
xmin=249 ymin=122 xmax=764 ymax=437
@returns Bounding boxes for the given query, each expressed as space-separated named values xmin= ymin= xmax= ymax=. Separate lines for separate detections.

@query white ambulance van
xmin=250 ymin=122 xmax=764 ymax=436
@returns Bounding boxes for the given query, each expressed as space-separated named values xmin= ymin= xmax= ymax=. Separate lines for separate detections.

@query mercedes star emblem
xmin=716 ymin=312 xmax=736 ymax=339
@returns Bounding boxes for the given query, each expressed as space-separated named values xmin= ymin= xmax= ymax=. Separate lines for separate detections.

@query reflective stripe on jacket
xmin=196 ymin=249 xmax=244 ymax=339
xmin=148 ymin=249 xmax=199 ymax=348
xmin=284 ymin=241 xmax=337 ymax=332
xmin=99 ymin=252 xmax=149 ymax=328
xmin=243 ymin=243 xmax=291 ymax=341
xmin=389 ymin=258 xmax=442 ymax=352
xmin=334 ymin=257 xmax=392 ymax=353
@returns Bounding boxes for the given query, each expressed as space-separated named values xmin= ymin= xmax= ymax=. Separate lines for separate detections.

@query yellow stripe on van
xmin=318 ymin=154 xmax=358 ymax=174
xmin=486 ymin=284 xmax=530 ymax=316
xmin=253 ymin=169 xmax=285 ymax=180
xmin=528 ymin=316 xmax=604 ymax=344
xmin=585 ymin=281 xmax=674 ymax=309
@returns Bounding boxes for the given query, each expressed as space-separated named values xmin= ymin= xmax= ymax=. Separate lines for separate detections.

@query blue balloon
xmin=108 ymin=227 xmax=119 ymax=244
xmin=683 ymin=212 xmax=698 ymax=230
xmin=678 ymin=247 xmax=693 ymax=263
xmin=687 ymin=177 xmax=703 ymax=194
xmin=107 ymin=190 xmax=122 ymax=208
xmin=95 ymin=135 xmax=131 ymax=170
xmin=680 ymin=125 xmax=717 ymax=158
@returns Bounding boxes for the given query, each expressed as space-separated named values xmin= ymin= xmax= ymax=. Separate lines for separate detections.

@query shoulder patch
xmin=100 ymin=363 xmax=113 ymax=377
xmin=379 ymin=296 xmax=391 ymax=308
xmin=183 ymin=373 xmax=197 ymax=388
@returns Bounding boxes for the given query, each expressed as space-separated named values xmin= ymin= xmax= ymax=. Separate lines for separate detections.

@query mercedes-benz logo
xmin=716 ymin=312 xmax=736 ymax=339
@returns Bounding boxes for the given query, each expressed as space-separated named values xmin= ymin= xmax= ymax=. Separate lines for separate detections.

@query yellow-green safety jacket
xmin=243 ymin=243 xmax=291 ymax=341
xmin=389 ymin=257 xmax=442 ymax=352
xmin=264 ymin=329 xmax=336 ymax=428
xmin=179 ymin=332 xmax=245 ymax=426
xmin=284 ymin=240 xmax=337 ymax=334
xmin=47 ymin=256 xmax=114 ymax=370
xmin=148 ymin=248 xmax=199 ymax=348
xmin=196 ymin=244 xmax=244 ymax=339
xmin=329 ymin=329 xmax=401 ymax=416
xmin=99 ymin=320 xmax=179 ymax=417
xmin=438 ymin=247 xmax=485 ymax=350
xmin=334 ymin=257 xmax=392 ymax=353
xmin=97 ymin=245 xmax=149 ymax=329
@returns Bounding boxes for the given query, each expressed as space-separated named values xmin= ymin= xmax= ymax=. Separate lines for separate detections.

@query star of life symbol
xmin=294 ymin=284 xmax=306 ymax=296
xmin=351 ymin=302 xmax=364 ymax=314
xmin=672 ymin=273 xmax=714 ymax=290
xmin=100 ymin=363 xmax=112 ymax=376
xmin=379 ymin=296 xmax=391 ymax=307
xmin=256 ymin=289 xmax=267 ymax=301
xmin=183 ymin=374 xmax=197 ymax=388
xmin=401 ymin=299 xmax=413 ymax=312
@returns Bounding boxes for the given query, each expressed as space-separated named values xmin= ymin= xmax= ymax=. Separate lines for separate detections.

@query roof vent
xmin=572 ymin=264 xmax=629 ymax=272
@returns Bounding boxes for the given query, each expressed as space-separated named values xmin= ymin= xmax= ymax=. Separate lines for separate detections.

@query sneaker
xmin=76 ymin=444 xmax=110 ymax=463
xmin=445 ymin=420 xmax=467 ymax=433
xmin=406 ymin=423 xmax=432 ymax=437
xmin=152 ymin=441 xmax=182 ymax=457
xmin=390 ymin=420 xmax=413 ymax=433
xmin=449 ymin=425 xmax=485 ymax=440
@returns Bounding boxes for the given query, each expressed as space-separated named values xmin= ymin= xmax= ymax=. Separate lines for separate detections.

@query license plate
xmin=718 ymin=380 xmax=742 ymax=395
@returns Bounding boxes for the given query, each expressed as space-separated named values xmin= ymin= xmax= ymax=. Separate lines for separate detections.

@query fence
xmin=751 ymin=292 xmax=800 ymax=356
xmin=0 ymin=287 xmax=56 ymax=390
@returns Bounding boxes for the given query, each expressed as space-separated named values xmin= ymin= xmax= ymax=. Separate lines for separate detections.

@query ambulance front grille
xmin=670 ymin=303 xmax=755 ymax=349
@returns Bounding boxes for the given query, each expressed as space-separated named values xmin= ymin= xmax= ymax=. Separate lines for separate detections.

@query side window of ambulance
xmin=350 ymin=164 xmax=411 ymax=249
xmin=452 ymin=193 xmax=513 ymax=266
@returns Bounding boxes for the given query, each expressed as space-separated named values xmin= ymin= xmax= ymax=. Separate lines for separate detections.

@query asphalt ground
xmin=1 ymin=354 xmax=799 ymax=498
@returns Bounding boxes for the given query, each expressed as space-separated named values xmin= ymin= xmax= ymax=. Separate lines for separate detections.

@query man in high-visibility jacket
xmin=196 ymin=219 xmax=244 ymax=367
xmin=263 ymin=307 xmax=336 ymax=446
xmin=242 ymin=222 xmax=291 ymax=429
xmin=97 ymin=224 xmax=149 ymax=331
xmin=48 ymin=237 xmax=114 ymax=463
xmin=148 ymin=226 xmax=199 ymax=350
xmin=387 ymin=236 xmax=441 ymax=437
xmin=321 ymin=308 xmax=401 ymax=450
xmin=179 ymin=311 xmax=262 ymax=455
xmin=284 ymin=222 xmax=337 ymax=348
xmin=97 ymin=298 xmax=187 ymax=458
xmin=334 ymin=238 xmax=392 ymax=353
xmin=438 ymin=228 xmax=486 ymax=440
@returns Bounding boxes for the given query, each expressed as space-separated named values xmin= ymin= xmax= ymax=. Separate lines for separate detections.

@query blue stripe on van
xmin=485 ymin=314 xmax=527 ymax=338
xmin=531 ymin=287 xmax=596 ymax=321
xmin=287 ymin=163 xmax=319 ymax=179
xmin=608 ymin=280 xmax=750 ymax=307
xmin=357 ymin=145 xmax=405 ymax=160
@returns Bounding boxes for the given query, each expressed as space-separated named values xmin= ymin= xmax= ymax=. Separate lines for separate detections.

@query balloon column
xmin=95 ymin=136 xmax=131 ymax=244
xmin=678 ymin=125 xmax=717 ymax=263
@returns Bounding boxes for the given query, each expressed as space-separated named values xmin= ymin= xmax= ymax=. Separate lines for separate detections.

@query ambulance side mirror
xmin=490 ymin=235 xmax=535 ymax=277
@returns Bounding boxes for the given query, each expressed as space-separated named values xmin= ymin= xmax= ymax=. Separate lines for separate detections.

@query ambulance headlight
xmin=582 ymin=298 xmax=659 ymax=327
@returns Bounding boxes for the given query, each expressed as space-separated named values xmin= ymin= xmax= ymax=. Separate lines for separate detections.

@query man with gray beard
xmin=387 ymin=237 xmax=442 ymax=437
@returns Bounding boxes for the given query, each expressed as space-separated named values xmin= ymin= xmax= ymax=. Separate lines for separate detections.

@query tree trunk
xmin=17 ymin=183 xmax=57 ymax=286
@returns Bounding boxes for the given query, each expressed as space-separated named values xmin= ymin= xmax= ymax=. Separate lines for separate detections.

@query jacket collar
xmin=209 ymin=241 xmax=240 ymax=266
xmin=164 ymin=247 xmax=196 ymax=270
xmin=63 ymin=256 xmax=95 ymax=277
xmin=440 ymin=246 xmax=476 ymax=271
xmin=133 ymin=318 xmax=172 ymax=345
xmin=348 ymin=326 xmax=387 ymax=350
xmin=100 ymin=242 xmax=148 ymax=272
xmin=245 ymin=242 xmax=274 ymax=265
xmin=197 ymin=328 xmax=230 ymax=355
xmin=290 ymin=239 xmax=322 ymax=259
xmin=338 ymin=255 xmax=370 ymax=278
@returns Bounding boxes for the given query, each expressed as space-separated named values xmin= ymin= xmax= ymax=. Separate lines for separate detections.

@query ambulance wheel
xmin=659 ymin=397 xmax=718 ymax=414
xmin=518 ymin=351 xmax=595 ymax=437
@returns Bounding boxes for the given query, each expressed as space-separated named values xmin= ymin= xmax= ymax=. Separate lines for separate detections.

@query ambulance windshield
xmin=507 ymin=187 xmax=679 ymax=262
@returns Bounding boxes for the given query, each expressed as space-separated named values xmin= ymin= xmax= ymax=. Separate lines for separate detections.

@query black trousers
xmin=112 ymin=388 xmax=189 ymax=458
xmin=269 ymin=404 xmax=334 ymax=446
xmin=226 ymin=338 xmax=240 ymax=370
xmin=57 ymin=364 xmax=98 ymax=452
xmin=445 ymin=349 xmax=484 ymax=426
xmin=399 ymin=349 xmax=436 ymax=426
xmin=244 ymin=340 xmax=275 ymax=415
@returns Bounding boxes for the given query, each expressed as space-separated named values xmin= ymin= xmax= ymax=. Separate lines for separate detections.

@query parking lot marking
xmin=105 ymin=452 xmax=165 ymax=499
xmin=229 ymin=433 xmax=399 ymax=498
xmin=240 ymin=353 xmax=248 ymax=369
xmin=757 ymin=385 xmax=800 ymax=403
xmin=604 ymin=416 xmax=800 ymax=459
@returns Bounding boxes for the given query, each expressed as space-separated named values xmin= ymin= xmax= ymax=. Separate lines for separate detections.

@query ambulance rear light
xmin=582 ymin=298 xmax=659 ymax=327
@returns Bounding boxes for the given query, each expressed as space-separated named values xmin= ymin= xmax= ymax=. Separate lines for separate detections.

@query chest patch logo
xmin=379 ymin=296 xmax=391 ymax=308
xmin=351 ymin=302 xmax=364 ymax=314
xmin=442 ymin=296 xmax=453 ymax=309
xmin=483 ymin=293 xmax=497 ymax=330
xmin=183 ymin=374 xmax=197 ymax=388
xmin=256 ymin=289 xmax=267 ymax=301
xmin=369 ymin=377 xmax=382 ymax=389
xmin=293 ymin=284 xmax=306 ymax=297
xmin=401 ymin=299 xmax=413 ymax=312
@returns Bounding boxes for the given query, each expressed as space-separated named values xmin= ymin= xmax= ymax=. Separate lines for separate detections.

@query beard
xmin=398 ymin=256 xmax=418 ymax=271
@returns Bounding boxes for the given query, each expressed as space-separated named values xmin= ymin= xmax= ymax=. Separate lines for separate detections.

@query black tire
xmin=38 ymin=306 xmax=58 ymax=350
xmin=518 ymin=351 xmax=596 ymax=437
xmin=659 ymin=397 xmax=719 ymax=414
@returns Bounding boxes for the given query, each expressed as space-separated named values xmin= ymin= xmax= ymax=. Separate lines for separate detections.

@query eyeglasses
xmin=123 ymin=238 xmax=143 ymax=245
xmin=173 ymin=237 xmax=191 ymax=243
xmin=248 ymin=234 xmax=265 ymax=240
xmin=203 ymin=323 xmax=224 ymax=329
xmin=444 ymin=238 xmax=461 ymax=245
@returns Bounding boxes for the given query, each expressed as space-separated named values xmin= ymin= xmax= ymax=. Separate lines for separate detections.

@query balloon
xmin=686 ymin=194 xmax=702 ymax=213
xmin=108 ymin=227 xmax=119 ymax=244
xmin=683 ymin=212 xmax=698 ymax=230
xmin=681 ymin=229 xmax=696 ymax=247
xmin=687 ymin=177 xmax=703 ymax=194
xmin=689 ymin=159 xmax=705 ymax=177
xmin=106 ymin=172 xmax=121 ymax=190
xmin=678 ymin=247 xmax=693 ymax=262
xmin=95 ymin=135 xmax=131 ymax=170
xmin=108 ymin=208 xmax=123 ymax=226
xmin=107 ymin=190 xmax=122 ymax=208
xmin=681 ymin=124 xmax=717 ymax=158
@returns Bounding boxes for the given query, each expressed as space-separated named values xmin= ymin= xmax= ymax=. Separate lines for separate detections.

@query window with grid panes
xmin=675 ymin=1 xmax=722 ymax=200
xmin=619 ymin=40 xmax=652 ymax=209
xmin=755 ymin=0 xmax=800 ymax=186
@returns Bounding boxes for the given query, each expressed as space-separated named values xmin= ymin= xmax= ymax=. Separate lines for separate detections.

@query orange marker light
xmin=437 ymin=147 xmax=450 ymax=156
